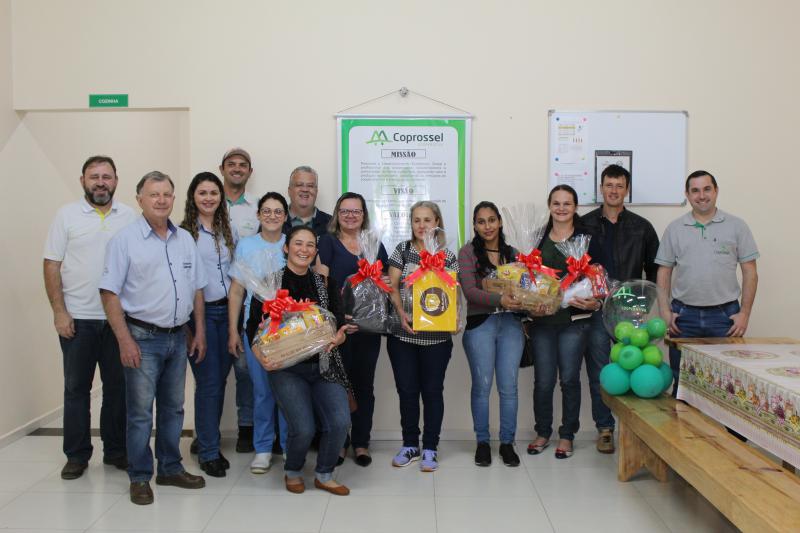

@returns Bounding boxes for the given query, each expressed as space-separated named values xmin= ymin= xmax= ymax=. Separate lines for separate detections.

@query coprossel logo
xmin=366 ymin=130 xmax=390 ymax=145
xmin=612 ymin=286 xmax=636 ymax=299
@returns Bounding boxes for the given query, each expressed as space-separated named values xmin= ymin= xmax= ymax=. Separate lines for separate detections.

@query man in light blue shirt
xmin=100 ymin=171 xmax=208 ymax=505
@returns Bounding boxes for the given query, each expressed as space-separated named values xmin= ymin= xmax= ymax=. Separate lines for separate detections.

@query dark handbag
xmin=519 ymin=321 xmax=534 ymax=368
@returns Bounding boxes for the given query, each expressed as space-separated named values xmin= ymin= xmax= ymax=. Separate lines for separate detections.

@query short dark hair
xmin=136 ymin=171 xmax=174 ymax=194
xmin=82 ymin=155 xmax=117 ymax=176
xmin=601 ymin=164 xmax=630 ymax=188
xmin=685 ymin=170 xmax=718 ymax=192
xmin=257 ymin=191 xmax=289 ymax=214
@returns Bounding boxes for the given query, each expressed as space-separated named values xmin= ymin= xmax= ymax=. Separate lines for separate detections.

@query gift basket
xmin=401 ymin=227 xmax=464 ymax=333
xmin=484 ymin=204 xmax=563 ymax=315
xmin=229 ymin=254 xmax=336 ymax=369
xmin=341 ymin=229 xmax=397 ymax=334
xmin=555 ymin=234 xmax=610 ymax=307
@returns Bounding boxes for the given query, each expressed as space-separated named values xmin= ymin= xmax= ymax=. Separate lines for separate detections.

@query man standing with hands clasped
xmin=656 ymin=170 xmax=759 ymax=394
xmin=44 ymin=155 xmax=137 ymax=480
xmin=100 ymin=171 xmax=208 ymax=505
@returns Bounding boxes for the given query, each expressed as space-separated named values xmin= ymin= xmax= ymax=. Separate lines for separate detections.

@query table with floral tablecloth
xmin=677 ymin=343 xmax=800 ymax=468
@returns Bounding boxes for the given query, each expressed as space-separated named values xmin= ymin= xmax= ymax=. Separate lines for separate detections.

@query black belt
xmin=674 ymin=299 xmax=738 ymax=310
xmin=206 ymin=297 xmax=228 ymax=307
xmin=126 ymin=316 xmax=186 ymax=334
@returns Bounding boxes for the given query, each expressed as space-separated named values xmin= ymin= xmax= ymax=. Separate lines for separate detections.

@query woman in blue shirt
xmin=180 ymin=172 xmax=237 ymax=477
xmin=316 ymin=192 xmax=388 ymax=467
xmin=227 ymin=192 xmax=290 ymax=475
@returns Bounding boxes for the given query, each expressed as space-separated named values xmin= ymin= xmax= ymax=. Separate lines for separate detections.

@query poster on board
xmin=337 ymin=116 xmax=471 ymax=254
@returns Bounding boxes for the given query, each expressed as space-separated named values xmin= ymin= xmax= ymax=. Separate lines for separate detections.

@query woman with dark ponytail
xmin=457 ymin=201 xmax=526 ymax=467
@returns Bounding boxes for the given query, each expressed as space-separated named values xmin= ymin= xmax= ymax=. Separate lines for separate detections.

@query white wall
xmin=3 ymin=0 xmax=799 ymax=439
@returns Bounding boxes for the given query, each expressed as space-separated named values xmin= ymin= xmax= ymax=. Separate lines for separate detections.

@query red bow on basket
xmin=560 ymin=253 xmax=594 ymax=289
xmin=516 ymin=250 xmax=561 ymax=285
xmin=404 ymin=250 xmax=456 ymax=288
xmin=261 ymin=289 xmax=315 ymax=335
xmin=349 ymin=259 xmax=392 ymax=293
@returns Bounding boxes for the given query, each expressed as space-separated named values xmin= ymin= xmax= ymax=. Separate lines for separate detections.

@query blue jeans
xmin=59 ymin=319 xmax=126 ymax=463
xmin=124 ymin=325 xmax=188 ymax=482
xmin=268 ymin=362 xmax=350 ymax=482
xmin=585 ymin=312 xmax=615 ymax=430
xmin=530 ymin=319 xmax=589 ymax=441
xmin=340 ymin=332 xmax=382 ymax=449
xmin=387 ymin=337 xmax=453 ymax=451
xmin=189 ymin=303 xmax=232 ymax=462
xmin=245 ymin=333 xmax=288 ymax=453
xmin=668 ymin=299 xmax=740 ymax=396
xmin=233 ymin=338 xmax=254 ymax=427
xmin=462 ymin=313 xmax=524 ymax=443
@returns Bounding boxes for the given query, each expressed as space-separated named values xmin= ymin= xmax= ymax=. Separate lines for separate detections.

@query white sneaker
xmin=250 ymin=452 xmax=272 ymax=474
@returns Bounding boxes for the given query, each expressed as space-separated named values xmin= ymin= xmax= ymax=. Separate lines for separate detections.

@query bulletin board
xmin=548 ymin=110 xmax=688 ymax=205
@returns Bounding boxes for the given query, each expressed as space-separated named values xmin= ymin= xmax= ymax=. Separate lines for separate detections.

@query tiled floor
xmin=0 ymin=435 xmax=739 ymax=533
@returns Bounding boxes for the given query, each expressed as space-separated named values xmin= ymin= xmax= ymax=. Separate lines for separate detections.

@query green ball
xmin=614 ymin=321 xmax=636 ymax=343
xmin=658 ymin=363 xmax=673 ymax=394
xmin=609 ymin=343 xmax=624 ymax=363
xmin=646 ymin=318 xmax=668 ymax=339
xmin=600 ymin=363 xmax=631 ymax=395
xmin=630 ymin=365 xmax=664 ymax=398
xmin=630 ymin=328 xmax=650 ymax=348
xmin=642 ymin=345 xmax=663 ymax=366
xmin=618 ymin=345 xmax=644 ymax=370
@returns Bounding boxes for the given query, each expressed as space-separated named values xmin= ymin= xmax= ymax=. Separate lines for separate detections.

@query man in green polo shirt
xmin=656 ymin=170 xmax=759 ymax=395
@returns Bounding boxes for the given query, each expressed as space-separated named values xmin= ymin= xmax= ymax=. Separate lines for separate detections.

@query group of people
xmin=43 ymin=148 xmax=759 ymax=506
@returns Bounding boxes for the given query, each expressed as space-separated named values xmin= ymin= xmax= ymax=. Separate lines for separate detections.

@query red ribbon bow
xmin=516 ymin=250 xmax=561 ymax=284
xmin=560 ymin=253 xmax=594 ymax=289
xmin=261 ymin=289 xmax=316 ymax=335
xmin=404 ymin=250 xmax=457 ymax=288
xmin=349 ymin=259 xmax=393 ymax=293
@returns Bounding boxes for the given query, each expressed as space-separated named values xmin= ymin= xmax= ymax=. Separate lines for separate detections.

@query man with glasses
xmin=579 ymin=164 xmax=660 ymax=454
xmin=215 ymin=147 xmax=257 ymax=454
xmin=282 ymin=165 xmax=331 ymax=237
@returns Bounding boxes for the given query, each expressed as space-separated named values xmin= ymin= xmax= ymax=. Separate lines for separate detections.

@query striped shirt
xmin=388 ymin=240 xmax=459 ymax=346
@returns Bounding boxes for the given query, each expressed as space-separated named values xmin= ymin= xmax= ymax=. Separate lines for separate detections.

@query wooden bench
xmin=603 ymin=391 xmax=800 ymax=533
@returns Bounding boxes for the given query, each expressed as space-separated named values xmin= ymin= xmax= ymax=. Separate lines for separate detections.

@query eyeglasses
xmin=259 ymin=208 xmax=285 ymax=217
xmin=339 ymin=208 xmax=363 ymax=217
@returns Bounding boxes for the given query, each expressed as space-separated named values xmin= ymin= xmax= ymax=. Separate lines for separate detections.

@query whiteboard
xmin=548 ymin=110 xmax=688 ymax=205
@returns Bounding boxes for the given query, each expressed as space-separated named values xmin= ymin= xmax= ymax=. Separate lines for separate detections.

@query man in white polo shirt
xmin=218 ymin=147 xmax=257 ymax=453
xmin=656 ymin=170 xmax=759 ymax=395
xmin=44 ymin=155 xmax=137 ymax=481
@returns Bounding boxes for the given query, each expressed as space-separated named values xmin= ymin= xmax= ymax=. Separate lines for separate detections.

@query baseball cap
xmin=221 ymin=147 xmax=252 ymax=166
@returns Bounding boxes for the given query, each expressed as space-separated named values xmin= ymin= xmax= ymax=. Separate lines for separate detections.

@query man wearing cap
xmin=656 ymin=170 xmax=759 ymax=394
xmin=281 ymin=165 xmax=331 ymax=237
xmin=100 ymin=171 xmax=208 ymax=505
xmin=44 ymin=155 xmax=138 ymax=480
xmin=579 ymin=164 xmax=660 ymax=454
xmin=218 ymin=147 xmax=256 ymax=453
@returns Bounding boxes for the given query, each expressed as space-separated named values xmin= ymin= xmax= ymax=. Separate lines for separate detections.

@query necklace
xmin=485 ymin=248 xmax=499 ymax=253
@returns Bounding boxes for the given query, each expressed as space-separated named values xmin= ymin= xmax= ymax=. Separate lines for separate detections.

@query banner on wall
xmin=337 ymin=116 xmax=471 ymax=255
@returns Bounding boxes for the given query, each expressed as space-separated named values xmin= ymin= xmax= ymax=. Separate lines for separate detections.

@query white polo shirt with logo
xmin=43 ymin=198 xmax=138 ymax=319
xmin=227 ymin=192 xmax=259 ymax=238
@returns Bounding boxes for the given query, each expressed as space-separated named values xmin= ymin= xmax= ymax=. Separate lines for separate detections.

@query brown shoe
xmin=314 ymin=478 xmax=350 ymax=496
xmin=155 ymin=471 xmax=206 ymax=489
xmin=285 ymin=475 xmax=305 ymax=494
xmin=130 ymin=481 xmax=154 ymax=505
xmin=60 ymin=461 xmax=88 ymax=480
xmin=597 ymin=429 xmax=615 ymax=454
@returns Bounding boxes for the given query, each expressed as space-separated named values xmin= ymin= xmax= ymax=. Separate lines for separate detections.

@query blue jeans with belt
xmin=59 ymin=319 xmax=126 ymax=464
xmin=268 ymin=362 xmax=350 ymax=483
xmin=462 ymin=313 xmax=525 ymax=444
xmin=124 ymin=324 xmax=188 ymax=483
xmin=530 ymin=319 xmax=590 ymax=441
xmin=188 ymin=303 xmax=232 ymax=462
xmin=668 ymin=299 xmax=740 ymax=396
